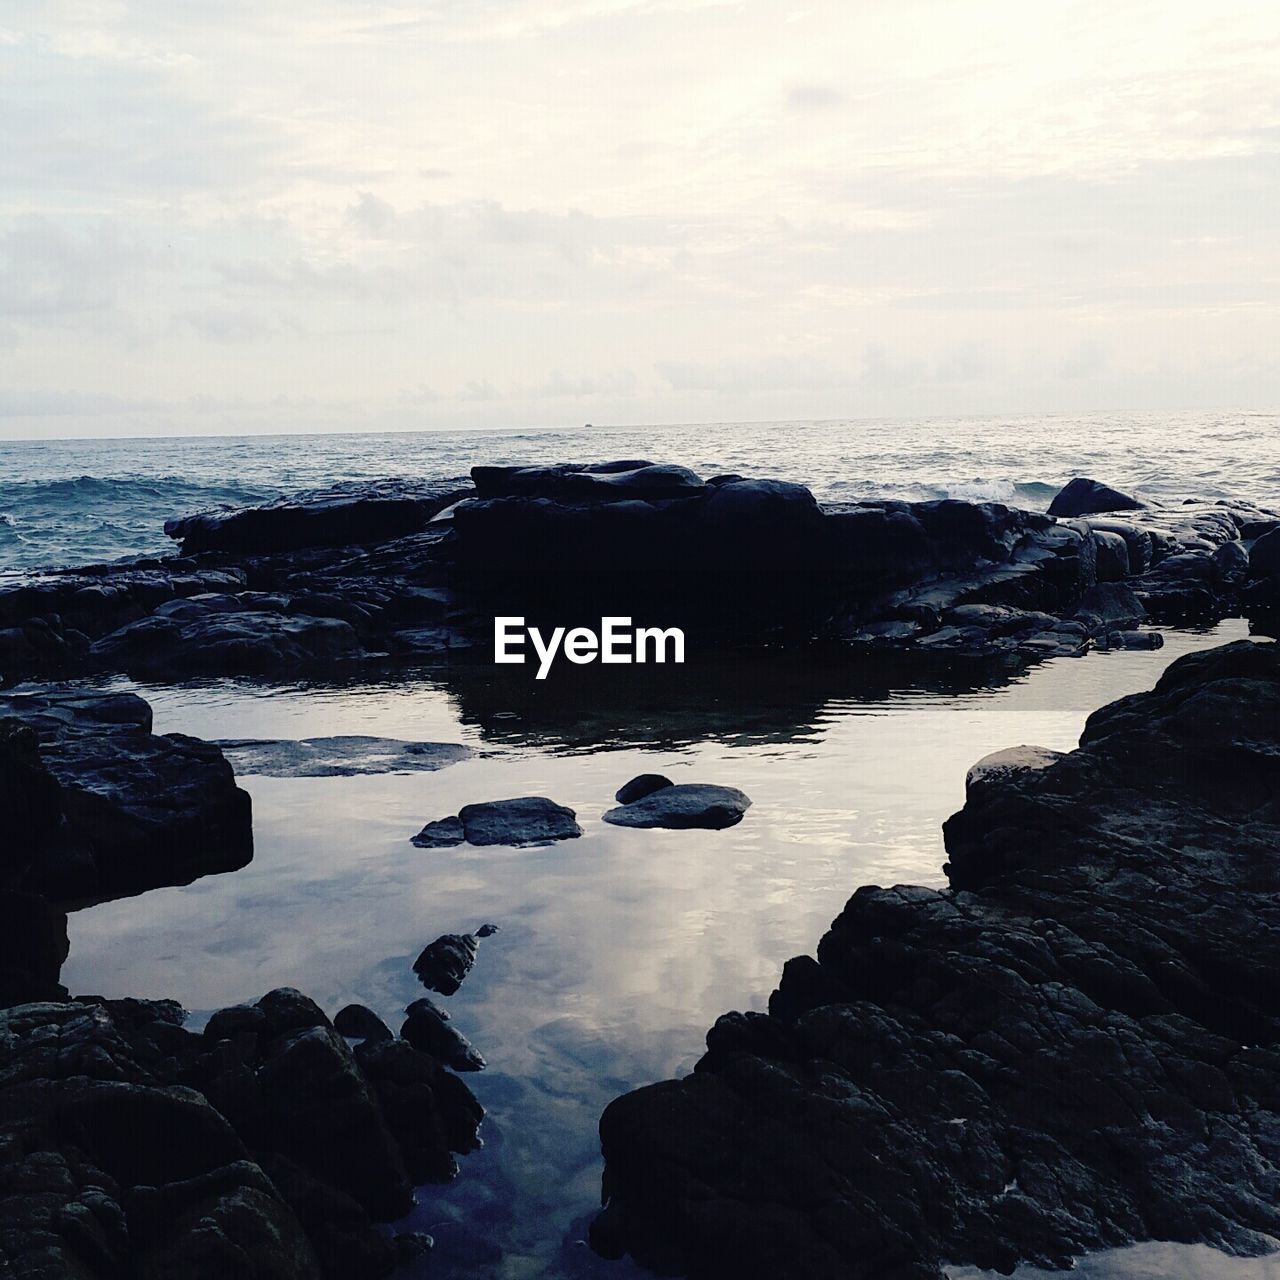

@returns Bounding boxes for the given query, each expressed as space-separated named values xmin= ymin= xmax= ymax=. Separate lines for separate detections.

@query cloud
xmin=786 ymin=84 xmax=845 ymax=110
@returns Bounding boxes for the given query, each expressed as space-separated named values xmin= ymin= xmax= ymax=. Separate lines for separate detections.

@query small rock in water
xmin=475 ymin=922 xmax=500 ymax=938
xmin=458 ymin=796 xmax=582 ymax=847
xmin=406 ymin=995 xmax=451 ymax=1022
xmin=414 ymin=933 xmax=478 ymax=995
xmin=601 ymin=783 xmax=751 ymax=830
xmin=333 ymin=1003 xmax=393 ymax=1042
xmin=614 ymin=773 xmax=674 ymax=805
xmin=412 ymin=815 xmax=465 ymax=848
xmin=214 ymin=735 xmax=471 ymax=778
xmin=402 ymin=1001 xmax=485 ymax=1072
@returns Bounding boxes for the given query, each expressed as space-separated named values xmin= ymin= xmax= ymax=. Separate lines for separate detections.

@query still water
xmin=59 ymin=620 xmax=1275 ymax=1278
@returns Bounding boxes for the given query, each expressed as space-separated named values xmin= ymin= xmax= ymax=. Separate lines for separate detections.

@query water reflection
xmin=63 ymin=620 xmax=1251 ymax=1279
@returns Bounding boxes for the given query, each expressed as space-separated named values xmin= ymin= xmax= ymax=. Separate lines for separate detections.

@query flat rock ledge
xmin=0 ymin=987 xmax=484 ymax=1280
xmin=592 ymin=639 xmax=1280 ymax=1280
xmin=1 ymin=688 xmax=252 ymax=906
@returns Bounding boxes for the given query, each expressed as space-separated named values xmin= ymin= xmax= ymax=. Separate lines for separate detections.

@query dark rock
xmin=0 ymin=987 xmax=483 ymax=1277
xmin=457 ymin=795 xmax=582 ymax=846
xmin=615 ymin=773 xmax=674 ymax=805
xmin=601 ymin=782 xmax=751 ymax=830
xmin=0 ymin=689 xmax=252 ymax=906
xmin=0 ymin=716 xmax=62 ymax=886
xmin=411 ymin=815 xmax=466 ymax=848
xmin=475 ymin=922 xmax=500 ymax=938
xmin=165 ymin=478 xmax=467 ymax=554
xmin=1048 ymin=476 xmax=1144 ymax=517
xmin=204 ymin=1002 xmax=267 ymax=1042
xmin=255 ymin=988 xmax=332 ymax=1039
xmin=90 ymin=610 xmax=361 ymax=678
xmin=0 ymin=890 xmax=69 ymax=1007
xmin=1090 ymin=528 xmax=1130 ymax=580
xmin=413 ymin=933 xmax=478 ymax=996
xmin=394 ymin=1232 xmax=435 ymax=1265
xmin=596 ymin=639 xmax=1280 ymax=1279
xmin=333 ymin=1004 xmax=393 ymax=1043
xmin=401 ymin=1001 xmax=486 ymax=1072
xmin=215 ymin=735 xmax=470 ymax=778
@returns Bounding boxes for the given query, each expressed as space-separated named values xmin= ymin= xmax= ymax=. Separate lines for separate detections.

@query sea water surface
xmin=3 ymin=411 xmax=1279 ymax=573
xmin=9 ymin=416 xmax=1280 ymax=1277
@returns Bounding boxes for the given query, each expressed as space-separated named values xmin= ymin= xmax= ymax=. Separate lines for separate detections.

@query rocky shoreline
xmin=2 ymin=463 xmax=1279 ymax=1278
xmin=591 ymin=639 xmax=1280 ymax=1279
xmin=2 ymin=464 xmax=1278 ymax=681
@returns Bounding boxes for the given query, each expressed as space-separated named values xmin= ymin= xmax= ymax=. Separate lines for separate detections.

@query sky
xmin=1 ymin=0 xmax=1278 ymax=438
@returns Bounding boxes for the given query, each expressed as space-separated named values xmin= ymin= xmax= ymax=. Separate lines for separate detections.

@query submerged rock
xmin=216 ymin=735 xmax=470 ymax=778
xmin=595 ymin=639 xmax=1280 ymax=1279
xmin=601 ymin=783 xmax=751 ymax=830
xmin=413 ymin=933 xmax=478 ymax=996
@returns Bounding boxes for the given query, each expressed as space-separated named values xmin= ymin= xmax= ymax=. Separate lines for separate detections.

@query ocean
xmin=3 ymin=410 xmax=1278 ymax=574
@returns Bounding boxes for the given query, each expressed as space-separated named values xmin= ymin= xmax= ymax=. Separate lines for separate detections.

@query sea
xmin=4 ymin=413 xmax=1279 ymax=1279
xmin=2 ymin=411 xmax=1278 ymax=574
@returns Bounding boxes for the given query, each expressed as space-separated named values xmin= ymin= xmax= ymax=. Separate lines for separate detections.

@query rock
xmin=1048 ymin=476 xmax=1144 ymax=517
xmin=615 ymin=773 xmax=674 ymax=805
xmin=601 ymin=783 xmax=751 ymax=830
xmin=394 ymin=1232 xmax=435 ymax=1265
xmin=596 ymin=640 xmax=1280 ymax=1279
xmin=333 ymin=1004 xmax=393 ymax=1043
xmin=215 ymin=736 xmax=470 ymax=778
xmin=0 ymin=716 xmax=62 ymax=885
xmin=413 ymin=933 xmax=478 ymax=996
xmin=89 ymin=610 xmax=361 ymax=678
xmin=457 ymin=796 xmax=582 ymax=847
xmin=1251 ymin=526 xmax=1280 ymax=580
xmin=0 ymin=990 xmax=481 ymax=1278
xmin=0 ymin=889 xmax=68 ymax=1006
xmin=165 ymin=478 xmax=467 ymax=554
xmin=1090 ymin=529 xmax=1130 ymax=581
xmin=255 ymin=988 xmax=333 ymax=1039
xmin=401 ymin=1001 xmax=486 ymax=1072
xmin=964 ymin=745 xmax=1065 ymax=796
xmin=475 ymin=922 xmax=500 ymax=938
xmin=411 ymin=816 xmax=466 ymax=848
xmin=0 ymin=689 xmax=252 ymax=906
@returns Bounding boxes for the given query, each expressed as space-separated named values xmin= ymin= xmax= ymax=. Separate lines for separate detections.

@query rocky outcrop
xmin=0 ymin=689 xmax=252 ymax=906
xmin=164 ymin=478 xmax=467 ymax=555
xmin=593 ymin=640 xmax=1280 ymax=1280
xmin=3 ymin=464 xmax=1276 ymax=681
xmin=601 ymin=782 xmax=752 ymax=830
xmin=0 ymin=987 xmax=484 ymax=1280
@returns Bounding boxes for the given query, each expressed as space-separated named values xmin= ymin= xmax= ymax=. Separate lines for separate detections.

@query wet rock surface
xmin=0 ymin=986 xmax=484 ymax=1280
xmin=414 ymin=796 xmax=583 ymax=848
xmin=0 ymin=688 xmax=252 ymax=905
xmin=594 ymin=639 xmax=1280 ymax=1280
xmin=2 ymin=464 xmax=1275 ymax=681
xmin=215 ymin=734 xmax=471 ymax=777
xmin=413 ymin=933 xmax=479 ymax=996
xmin=602 ymin=782 xmax=752 ymax=830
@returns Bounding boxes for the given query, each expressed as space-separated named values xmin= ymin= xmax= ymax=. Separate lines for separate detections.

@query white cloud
xmin=1 ymin=0 xmax=1278 ymax=437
